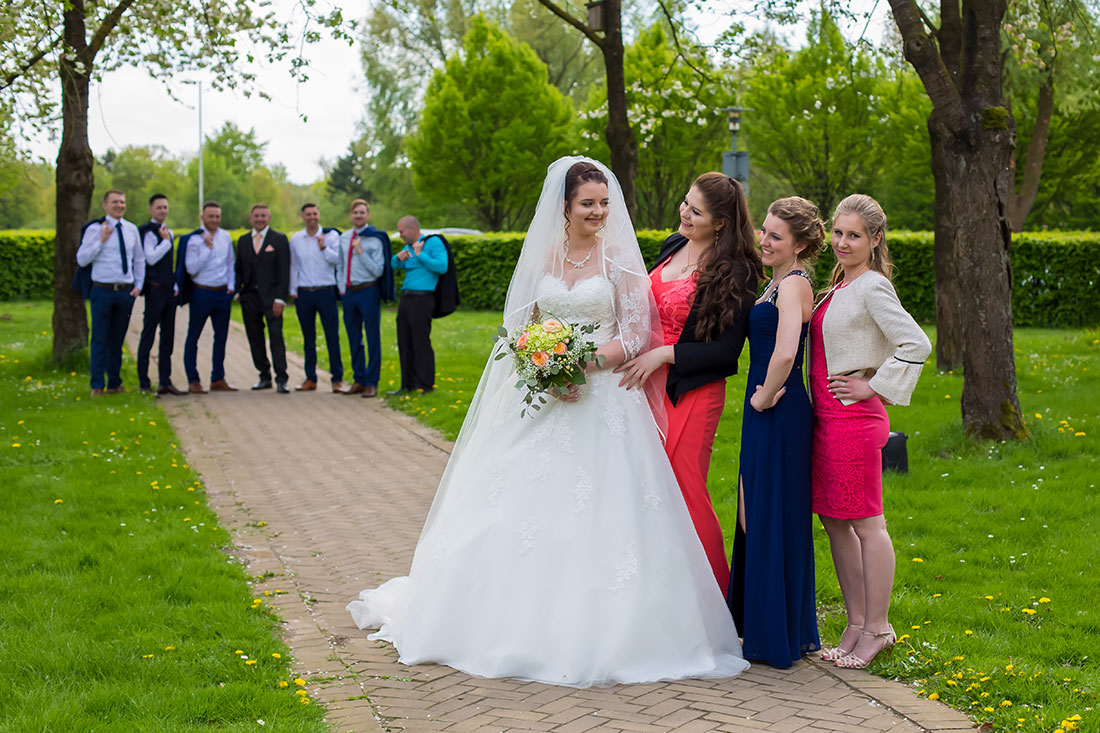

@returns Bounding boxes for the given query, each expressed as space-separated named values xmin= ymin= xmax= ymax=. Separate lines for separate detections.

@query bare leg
xmin=819 ymin=515 xmax=866 ymax=657
xmin=842 ymin=514 xmax=897 ymax=664
xmin=738 ymin=476 xmax=746 ymax=533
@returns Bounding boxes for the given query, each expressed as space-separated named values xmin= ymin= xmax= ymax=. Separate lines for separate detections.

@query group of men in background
xmin=75 ymin=191 xmax=454 ymax=400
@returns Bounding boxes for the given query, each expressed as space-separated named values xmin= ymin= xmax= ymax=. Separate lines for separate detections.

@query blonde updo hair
xmin=825 ymin=193 xmax=896 ymax=290
xmin=767 ymin=197 xmax=825 ymax=275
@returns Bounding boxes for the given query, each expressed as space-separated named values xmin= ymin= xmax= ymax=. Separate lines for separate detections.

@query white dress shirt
xmin=76 ymin=216 xmax=146 ymax=289
xmin=336 ymin=228 xmax=386 ymax=294
xmin=185 ymin=227 xmax=235 ymax=290
xmin=142 ymin=220 xmax=173 ymax=266
xmin=289 ymin=228 xmax=340 ymax=295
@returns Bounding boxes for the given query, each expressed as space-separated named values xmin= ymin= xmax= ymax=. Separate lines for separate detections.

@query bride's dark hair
xmin=691 ymin=173 xmax=762 ymax=341
xmin=564 ymin=161 xmax=609 ymax=206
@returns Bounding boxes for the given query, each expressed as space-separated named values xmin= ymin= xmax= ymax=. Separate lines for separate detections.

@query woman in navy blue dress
xmin=728 ymin=197 xmax=823 ymax=668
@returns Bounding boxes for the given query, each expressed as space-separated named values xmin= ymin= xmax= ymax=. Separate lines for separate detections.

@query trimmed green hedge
xmin=4 ymin=229 xmax=1098 ymax=327
xmin=0 ymin=230 xmax=54 ymax=302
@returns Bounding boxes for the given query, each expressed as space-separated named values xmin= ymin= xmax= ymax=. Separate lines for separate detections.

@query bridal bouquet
xmin=495 ymin=315 xmax=603 ymax=417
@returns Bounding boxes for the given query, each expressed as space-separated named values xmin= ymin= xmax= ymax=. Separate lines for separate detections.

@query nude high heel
xmin=819 ymin=623 xmax=863 ymax=662
xmin=834 ymin=625 xmax=896 ymax=669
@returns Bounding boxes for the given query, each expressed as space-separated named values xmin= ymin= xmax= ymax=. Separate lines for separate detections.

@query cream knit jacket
xmin=811 ymin=270 xmax=931 ymax=406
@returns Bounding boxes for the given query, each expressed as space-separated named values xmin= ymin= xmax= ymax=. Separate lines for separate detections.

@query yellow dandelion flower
xmin=245 ymin=659 xmax=257 ymax=665
xmin=300 ymin=698 xmax=310 ymax=705
xmin=1075 ymin=432 xmax=1086 ymax=437
xmin=143 ymin=654 xmax=154 ymax=659
xmin=1001 ymin=700 xmax=1012 ymax=707
xmin=912 ymin=557 xmax=924 ymax=563
xmin=928 ymin=692 xmax=940 ymax=700
xmin=911 ymin=625 xmax=922 ymax=630
xmin=965 ymin=630 xmax=973 ymax=635
xmin=296 ymin=689 xmax=307 ymax=697
xmin=294 ymin=678 xmax=305 ymax=686
xmin=271 ymin=653 xmax=281 ymax=659
xmin=54 ymin=499 xmax=63 ymax=504
xmin=983 ymin=707 xmax=995 ymax=713
xmin=1039 ymin=597 xmax=1051 ymax=603
xmin=235 ymin=650 xmax=244 ymax=655
xmin=898 ymin=634 xmax=910 ymax=642
xmin=1022 ymin=608 xmax=1037 ymax=615
xmin=1034 ymin=413 xmax=1042 ymax=419
xmin=984 ymin=595 xmax=994 ymax=600
xmin=164 ymin=645 xmax=176 ymax=651
xmin=278 ymin=681 xmax=288 ymax=688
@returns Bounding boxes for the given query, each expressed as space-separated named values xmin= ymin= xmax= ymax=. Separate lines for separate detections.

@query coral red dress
xmin=651 ymin=261 xmax=730 ymax=594
xmin=809 ymin=289 xmax=889 ymax=519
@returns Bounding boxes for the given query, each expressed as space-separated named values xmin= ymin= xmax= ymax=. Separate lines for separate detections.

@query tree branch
xmin=535 ymin=0 xmax=603 ymax=49
xmin=656 ymin=0 xmax=712 ymax=83
xmin=0 ymin=32 xmax=61 ymax=90
xmin=887 ymin=0 xmax=967 ymax=134
xmin=915 ymin=2 xmax=938 ymax=35
xmin=88 ymin=0 xmax=138 ymax=57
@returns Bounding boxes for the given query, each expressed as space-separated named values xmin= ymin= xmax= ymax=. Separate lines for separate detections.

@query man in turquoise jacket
xmin=390 ymin=215 xmax=449 ymax=394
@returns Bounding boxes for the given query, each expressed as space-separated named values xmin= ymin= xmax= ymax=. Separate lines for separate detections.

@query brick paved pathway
xmin=126 ymin=316 xmax=974 ymax=733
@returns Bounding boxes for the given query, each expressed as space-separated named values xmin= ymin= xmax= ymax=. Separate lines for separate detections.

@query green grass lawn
xmin=0 ymin=301 xmax=327 ymax=731
xmin=283 ymin=305 xmax=1098 ymax=733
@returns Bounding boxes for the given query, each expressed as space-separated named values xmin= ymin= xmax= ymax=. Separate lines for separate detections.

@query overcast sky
xmin=20 ymin=1 xmax=889 ymax=186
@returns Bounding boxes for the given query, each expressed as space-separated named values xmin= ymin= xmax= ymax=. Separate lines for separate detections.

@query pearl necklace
xmin=563 ymin=240 xmax=598 ymax=269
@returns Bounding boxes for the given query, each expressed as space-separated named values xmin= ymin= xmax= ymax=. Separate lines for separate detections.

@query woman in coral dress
xmin=617 ymin=173 xmax=762 ymax=595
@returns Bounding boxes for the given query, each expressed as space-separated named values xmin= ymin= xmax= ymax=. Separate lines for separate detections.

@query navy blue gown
xmin=727 ymin=273 xmax=821 ymax=668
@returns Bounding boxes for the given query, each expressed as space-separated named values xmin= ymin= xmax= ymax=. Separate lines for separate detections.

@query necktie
xmin=116 ymin=223 xmax=128 ymax=275
xmin=253 ymin=231 xmax=263 ymax=254
xmin=346 ymin=230 xmax=358 ymax=289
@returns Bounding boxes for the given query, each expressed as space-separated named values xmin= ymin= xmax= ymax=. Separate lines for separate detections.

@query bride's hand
xmin=553 ymin=383 xmax=581 ymax=403
xmin=614 ymin=346 xmax=670 ymax=390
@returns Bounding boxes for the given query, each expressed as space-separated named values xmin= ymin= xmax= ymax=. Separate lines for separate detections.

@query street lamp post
xmin=722 ymin=106 xmax=752 ymax=194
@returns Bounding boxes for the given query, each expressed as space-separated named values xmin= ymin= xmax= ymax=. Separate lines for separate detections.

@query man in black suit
xmin=236 ymin=203 xmax=291 ymax=393
xmin=136 ymin=193 xmax=185 ymax=395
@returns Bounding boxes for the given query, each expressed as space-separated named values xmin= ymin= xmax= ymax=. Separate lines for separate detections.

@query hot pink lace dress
xmin=809 ymin=290 xmax=889 ymax=519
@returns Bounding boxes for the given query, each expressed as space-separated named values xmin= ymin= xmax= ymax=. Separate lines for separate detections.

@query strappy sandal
xmin=834 ymin=625 xmax=896 ymax=669
xmin=819 ymin=623 xmax=863 ymax=662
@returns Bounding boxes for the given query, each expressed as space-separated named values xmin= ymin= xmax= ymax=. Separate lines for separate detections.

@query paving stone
xmin=131 ymin=319 xmax=976 ymax=733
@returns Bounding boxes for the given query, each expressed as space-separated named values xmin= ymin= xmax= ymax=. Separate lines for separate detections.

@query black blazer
xmin=651 ymin=232 xmax=757 ymax=406
xmin=235 ymin=229 xmax=291 ymax=307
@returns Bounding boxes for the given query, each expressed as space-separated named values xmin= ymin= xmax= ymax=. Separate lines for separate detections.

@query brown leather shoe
xmin=296 ymin=380 xmax=317 ymax=391
xmin=91 ymin=388 xmax=105 ymax=397
xmin=361 ymin=385 xmax=378 ymax=398
xmin=188 ymin=381 xmax=207 ymax=394
xmin=331 ymin=381 xmax=347 ymax=393
xmin=209 ymin=379 xmax=239 ymax=392
xmin=158 ymin=383 xmax=187 ymax=396
xmin=105 ymin=386 xmax=126 ymax=394
xmin=345 ymin=382 xmax=367 ymax=395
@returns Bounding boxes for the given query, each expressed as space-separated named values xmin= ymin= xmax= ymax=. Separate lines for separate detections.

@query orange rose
xmin=553 ymin=341 xmax=568 ymax=355
xmin=531 ymin=351 xmax=550 ymax=368
xmin=516 ymin=331 xmax=530 ymax=349
xmin=542 ymin=318 xmax=563 ymax=333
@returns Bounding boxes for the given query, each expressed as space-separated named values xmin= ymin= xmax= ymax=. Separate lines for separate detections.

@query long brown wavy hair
xmin=691 ymin=173 xmax=763 ymax=341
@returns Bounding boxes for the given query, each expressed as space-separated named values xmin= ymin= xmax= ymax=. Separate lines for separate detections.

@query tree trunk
xmin=934 ymin=108 xmax=1026 ymax=439
xmin=928 ymin=111 xmax=962 ymax=371
xmin=1009 ymin=78 xmax=1054 ymax=232
xmin=600 ymin=0 xmax=637 ymax=220
xmin=52 ymin=2 xmax=95 ymax=362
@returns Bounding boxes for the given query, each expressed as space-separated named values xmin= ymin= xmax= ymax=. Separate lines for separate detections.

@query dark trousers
xmin=183 ymin=288 xmax=232 ymax=384
xmin=396 ymin=291 xmax=435 ymax=391
xmin=89 ymin=286 xmax=135 ymax=389
xmin=240 ymin=290 xmax=288 ymax=384
xmin=295 ymin=287 xmax=343 ymax=383
xmin=136 ymin=283 xmax=177 ymax=388
xmin=342 ymin=285 xmax=381 ymax=387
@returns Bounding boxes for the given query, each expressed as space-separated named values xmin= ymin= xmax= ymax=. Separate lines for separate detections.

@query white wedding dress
xmin=347 ymin=273 xmax=749 ymax=687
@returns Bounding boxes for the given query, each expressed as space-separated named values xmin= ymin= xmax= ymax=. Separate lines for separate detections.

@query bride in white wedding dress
xmin=347 ymin=157 xmax=749 ymax=687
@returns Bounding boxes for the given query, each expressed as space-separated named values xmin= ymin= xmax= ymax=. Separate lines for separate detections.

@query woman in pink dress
xmin=616 ymin=173 xmax=761 ymax=596
xmin=810 ymin=194 xmax=931 ymax=669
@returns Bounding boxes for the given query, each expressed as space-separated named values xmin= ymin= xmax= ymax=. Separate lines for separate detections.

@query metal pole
xmin=198 ymin=81 xmax=204 ymax=217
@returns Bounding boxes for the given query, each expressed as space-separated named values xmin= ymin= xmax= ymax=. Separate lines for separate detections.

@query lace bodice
xmin=536 ymin=275 xmax=618 ymax=348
